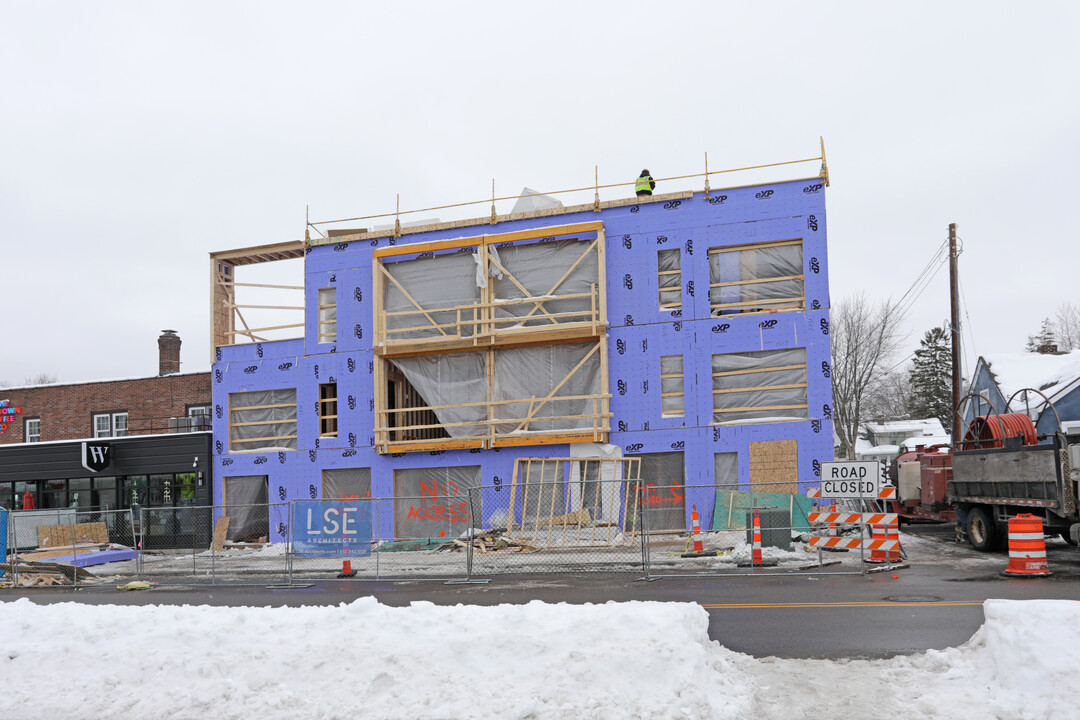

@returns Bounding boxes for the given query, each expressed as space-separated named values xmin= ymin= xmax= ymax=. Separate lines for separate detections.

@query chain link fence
xmin=1 ymin=480 xmax=897 ymax=588
xmin=640 ymin=481 xmax=886 ymax=579
xmin=2 ymin=507 xmax=138 ymax=587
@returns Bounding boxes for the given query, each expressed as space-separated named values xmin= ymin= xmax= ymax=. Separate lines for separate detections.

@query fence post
xmin=286 ymin=500 xmax=294 ymax=586
xmin=640 ymin=485 xmax=653 ymax=581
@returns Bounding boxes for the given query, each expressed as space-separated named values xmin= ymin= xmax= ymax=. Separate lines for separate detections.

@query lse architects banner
xmin=292 ymin=500 xmax=372 ymax=557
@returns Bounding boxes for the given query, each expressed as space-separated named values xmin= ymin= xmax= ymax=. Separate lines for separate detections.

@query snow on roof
xmin=900 ymin=435 xmax=951 ymax=451
xmin=0 ymin=370 xmax=210 ymax=392
xmin=979 ymin=350 xmax=1080 ymax=411
xmin=862 ymin=418 xmax=946 ymax=436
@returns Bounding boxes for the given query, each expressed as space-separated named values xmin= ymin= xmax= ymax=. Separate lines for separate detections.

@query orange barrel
xmin=864 ymin=524 xmax=902 ymax=563
xmin=1003 ymin=514 xmax=1050 ymax=577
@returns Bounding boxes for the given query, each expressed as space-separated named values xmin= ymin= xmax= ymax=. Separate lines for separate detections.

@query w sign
xmin=81 ymin=442 xmax=112 ymax=472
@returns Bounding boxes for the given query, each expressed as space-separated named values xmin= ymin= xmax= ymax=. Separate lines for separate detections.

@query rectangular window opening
xmin=320 ymin=382 xmax=339 ymax=438
xmin=25 ymin=417 xmax=40 ymax=443
xmin=712 ymin=348 xmax=808 ymax=424
xmin=709 ymin=239 xmax=804 ymax=316
xmin=657 ymin=248 xmax=681 ymax=311
xmin=318 ymin=287 xmax=337 ymax=344
xmin=229 ymin=389 xmax=298 ymax=451
xmin=660 ymin=355 xmax=684 ymax=416
xmin=93 ymin=411 xmax=128 ymax=438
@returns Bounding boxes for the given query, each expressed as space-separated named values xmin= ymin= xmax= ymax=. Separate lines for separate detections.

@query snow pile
xmin=1 ymin=598 xmax=1079 ymax=719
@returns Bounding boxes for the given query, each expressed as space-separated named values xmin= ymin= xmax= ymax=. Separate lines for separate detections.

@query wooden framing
xmin=373 ymin=338 xmax=610 ymax=453
xmin=657 ymin=247 xmax=682 ymax=311
xmin=209 ymin=240 xmax=306 ymax=360
xmin=707 ymin=238 xmax=805 ymax=316
xmin=711 ymin=351 xmax=809 ymax=422
xmin=506 ymin=457 xmax=642 ymax=546
xmin=319 ymin=382 xmax=338 ymax=438
xmin=373 ymin=223 xmax=607 ymax=355
xmin=317 ymin=288 xmax=337 ymax=344
xmin=660 ymin=354 xmax=685 ymax=417
xmin=227 ymin=393 xmax=298 ymax=452
xmin=369 ymin=221 xmax=610 ymax=453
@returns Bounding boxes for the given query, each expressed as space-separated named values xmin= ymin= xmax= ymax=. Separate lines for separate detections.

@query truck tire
xmin=967 ymin=507 xmax=998 ymax=552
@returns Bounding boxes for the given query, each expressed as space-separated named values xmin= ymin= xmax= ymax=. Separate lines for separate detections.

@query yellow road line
xmin=700 ymin=601 xmax=986 ymax=609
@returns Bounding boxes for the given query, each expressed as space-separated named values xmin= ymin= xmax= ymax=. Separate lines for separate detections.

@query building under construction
xmin=209 ymin=157 xmax=834 ymax=542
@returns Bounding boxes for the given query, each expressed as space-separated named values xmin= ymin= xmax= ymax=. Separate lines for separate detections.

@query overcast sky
xmin=3 ymin=2 xmax=1078 ymax=385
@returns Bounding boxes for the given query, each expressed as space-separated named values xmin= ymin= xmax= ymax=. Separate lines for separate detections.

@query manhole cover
xmin=882 ymin=595 xmax=943 ymax=603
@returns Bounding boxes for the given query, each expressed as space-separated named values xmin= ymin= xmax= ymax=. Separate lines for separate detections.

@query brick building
xmin=0 ymin=332 xmax=214 ymax=521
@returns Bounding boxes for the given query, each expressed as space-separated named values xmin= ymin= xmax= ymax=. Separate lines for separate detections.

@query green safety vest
xmin=635 ymin=175 xmax=652 ymax=194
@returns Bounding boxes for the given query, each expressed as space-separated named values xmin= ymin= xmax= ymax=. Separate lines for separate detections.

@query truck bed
xmin=948 ymin=442 xmax=1065 ymax=511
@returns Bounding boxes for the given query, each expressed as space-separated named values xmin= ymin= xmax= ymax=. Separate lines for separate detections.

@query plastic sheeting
xmin=392 ymin=466 xmax=480 ymax=539
xmin=322 ymin=468 xmax=371 ymax=500
xmin=229 ymin=389 xmax=298 ymax=451
xmin=492 ymin=343 xmax=601 ymax=434
xmin=709 ymin=242 xmax=803 ymax=315
xmin=660 ymin=355 xmax=684 ymax=415
xmin=389 ymin=342 xmax=602 ymax=439
xmin=657 ymin=248 xmax=681 ymax=309
xmin=384 ymin=252 xmax=480 ymax=339
xmin=510 ymin=187 xmax=564 ymax=215
xmin=317 ymin=287 xmax=337 ymax=343
xmin=389 ymin=352 xmax=487 ymax=437
xmin=635 ymin=452 xmax=686 ymax=532
xmin=712 ymin=348 xmax=808 ymax=423
xmin=491 ymin=239 xmax=598 ymax=328
xmin=222 ymin=475 xmax=268 ymax=542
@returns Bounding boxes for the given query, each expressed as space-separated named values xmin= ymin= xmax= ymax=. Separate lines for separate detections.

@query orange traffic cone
xmin=680 ymin=504 xmax=711 ymax=557
xmin=865 ymin=524 xmax=901 ymax=563
xmin=337 ymin=559 xmax=356 ymax=578
xmin=1003 ymin=514 xmax=1050 ymax=577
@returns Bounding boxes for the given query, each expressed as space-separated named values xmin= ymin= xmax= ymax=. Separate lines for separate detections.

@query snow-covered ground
xmin=1 ymin=597 xmax=1077 ymax=720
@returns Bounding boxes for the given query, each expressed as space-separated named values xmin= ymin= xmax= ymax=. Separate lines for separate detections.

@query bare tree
xmin=830 ymin=293 xmax=906 ymax=459
xmin=23 ymin=372 xmax=58 ymax=386
xmin=863 ymin=368 xmax=912 ymax=424
xmin=1056 ymin=302 xmax=1080 ymax=352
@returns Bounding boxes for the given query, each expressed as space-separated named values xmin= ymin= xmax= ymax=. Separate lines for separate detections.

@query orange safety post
xmin=752 ymin=509 xmax=763 ymax=566
xmin=1003 ymin=514 xmax=1050 ymax=577
xmin=690 ymin=504 xmax=704 ymax=553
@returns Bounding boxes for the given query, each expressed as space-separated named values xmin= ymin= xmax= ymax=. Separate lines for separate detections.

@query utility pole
xmin=949 ymin=223 xmax=962 ymax=444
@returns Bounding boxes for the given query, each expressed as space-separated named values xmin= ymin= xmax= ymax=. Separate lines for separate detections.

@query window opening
xmin=712 ymin=348 xmax=808 ymax=423
xmin=657 ymin=248 xmax=681 ymax=311
xmin=25 ymin=417 xmax=40 ymax=443
xmin=708 ymin=239 xmax=804 ymax=316
xmin=660 ymin=355 xmax=684 ymax=416
xmin=93 ymin=412 xmax=128 ymax=438
xmin=319 ymin=382 xmax=339 ymax=438
xmin=318 ymin=287 xmax=337 ymax=343
xmin=228 ymin=388 xmax=298 ymax=451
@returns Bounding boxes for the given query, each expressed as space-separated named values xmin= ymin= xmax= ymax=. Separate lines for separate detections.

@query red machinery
xmin=889 ymin=413 xmax=1042 ymax=524
xmin=889 ymin=444 xmax=956 ymax=523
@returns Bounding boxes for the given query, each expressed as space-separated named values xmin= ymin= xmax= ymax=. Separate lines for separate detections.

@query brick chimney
xmin=158 ymin=330 xmax=181 ymax=376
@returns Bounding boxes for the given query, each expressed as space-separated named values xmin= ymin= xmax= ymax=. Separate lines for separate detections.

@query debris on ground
xmin=0 ymin=561 xmax=97 ymax=586
xmin=116 ymin=581 xmax=155 ymax=591
xmin=430 ymin=528 xmax=540 ymax=554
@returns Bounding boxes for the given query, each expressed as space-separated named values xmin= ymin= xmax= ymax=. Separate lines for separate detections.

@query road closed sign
xmin=819 ymin=461 xmax=881 ymax=498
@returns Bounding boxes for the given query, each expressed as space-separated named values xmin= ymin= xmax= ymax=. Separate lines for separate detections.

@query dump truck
xmin=891 ymin=412 xmax=1080 ymax=552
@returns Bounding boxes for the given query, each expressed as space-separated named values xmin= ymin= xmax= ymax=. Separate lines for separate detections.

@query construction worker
xmin=635 ymin=169 xmax=656 ymax=197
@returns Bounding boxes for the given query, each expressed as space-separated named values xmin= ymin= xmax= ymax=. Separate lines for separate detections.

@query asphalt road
xmin=5 ymin=525 xmax=1080 ymax=659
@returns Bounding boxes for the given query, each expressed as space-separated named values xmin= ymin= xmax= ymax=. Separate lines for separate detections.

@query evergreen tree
xmin=1026 ymin=317 xmax=1058 ymax=353
xmin=908 ymin=326 xmax=952 ymax=429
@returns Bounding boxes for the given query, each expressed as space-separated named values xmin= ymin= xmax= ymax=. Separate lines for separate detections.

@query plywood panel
xmin=748 ymin=439 xmax=798 ymax=494
xmin=37 ymin=522 xmax=109 ymax=548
